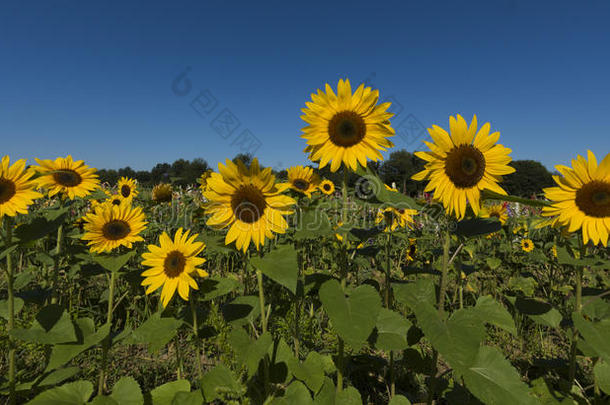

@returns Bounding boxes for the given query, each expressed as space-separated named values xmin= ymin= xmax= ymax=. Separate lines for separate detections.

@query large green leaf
xmin=251 ymin=244 xmax=298 ymax=294
xmin=127 ymin=312 xmax=183 ymax=352
xmin=149 ymin=380 xmax=190 ymax=405
xmin=198 ymin=276 xmax=240 ymax=301
xmin=110 ymin=377 xmax=144 ymax=405
xmin=294 ymin=207 xmax=333 ymax=240
xmin=318 ymin=279 xmax=382 ymax=351
xmin=392 ymin=279 xmax=436 ymax=309
xmin=354 ymin=165 xmax=420 ymax=208
xmin=200 ymin=363 xmax=243 ymax=402
xmin=454 ymin=218 xmax=501 ymax=237
xmin=481 ymin=190 xmax=551 ymax=207
xmin=229 ymin=328 xmax=273 ymax=377
xmin=462 ymin=346 xmax=540 ymax=405
xmin=473 ymin=296 xmax=517 ymax=335
xmin=334 ymin=386 xmax=362 ymax=405
xmin=91 ymin=251 xmax=137 ymax=272
xmin=46 ymin=318 xmax=110 ymax=371
xmin=313 ymin=378 xmax=335 ymax=405
xmin=26 ymin=380 xmax=93 ymax=405
xmin=15 ymin=207 xmax=68 ymax=244
xmin=374 ymin=308 xmax=411 ymax=351
xmin=289 ymin=352 xmax=326 ymax=394
xmin=221 ymin=295 xmax=261 ymax=326
xmin=272 ymin=381 xmax=313 ymax=405
xmin=388 ymin=395 xmax=412 ymax=405
xmin=573 ymin=312 xmax=610 ymax=362
xmin=170 ymin=391 xmax=203 ymax=405
xmin=0 ymin=297 xmax=24 ymax=320
xmin=594 ymin=359 xmax=610 ymax=395
xmin=10 ymin=304 xmax=76 ymax=345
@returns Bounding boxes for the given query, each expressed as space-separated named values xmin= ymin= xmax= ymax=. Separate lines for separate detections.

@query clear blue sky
xmin=2 ymin=0 xmax=609 ymax=172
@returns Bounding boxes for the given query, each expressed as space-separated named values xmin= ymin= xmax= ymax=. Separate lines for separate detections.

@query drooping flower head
xmin=203 ymin=158 xmax=296 ymax=252
xmin=34 ymin=155 xmax=100 ymax=199
xmin=301 ymin=79 xmax=395 ymax=172
xmin=542 ymin=151 xmax=610 ymax=246
xmin=481 ymin=203 xmax=508 ymax=225
xmin=412 ymin=115 xmax=515 ymax=219
xmin=152 ymin=183 xmax=173 ymax=203
xmin=0 ymin=156 xmax=43 ymax=217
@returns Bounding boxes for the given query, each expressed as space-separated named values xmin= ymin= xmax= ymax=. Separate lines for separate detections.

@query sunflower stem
xmin=98 ymin=269 xmax=118 ymax=395
xmin=4 ymin=217 xmax=17 ymax=405
xmin=50 ymin=199 xmax=65 ymax=305
xmin=569 ymin=243 xmax=585 ymax=386
xmin=256 ymin=267 xmax=270 ymax=397
xmin=336 ymin=167 xmax=349 ymax=393
xmin=385 ymin=231 xmax=395 ymax=399
xmin=190 ymin=297 xmax=203 ymax=379
xmin=438 ymin=230 xmax=451 ymax=314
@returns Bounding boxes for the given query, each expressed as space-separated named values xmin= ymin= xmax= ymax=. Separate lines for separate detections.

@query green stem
xmin=98 ymin=270 xmax=118 ymax=395
xmin=190 ymin=297 xmax=203 ymax=379
xmin=337 ymin=167 xmax=349 ymax=393
xmin=51 ymin=199 xmax=64 ymax=305
xmin=175 ymin=334 xmax=183 ymax=380
xmin=257 ymin=269 xmax=267 ymax=334
xmin=438 ymin=230 xmax=451 ymax=314
xmin=568 ymin=265 xmax=583 ymax=385
xmin=4 ymin=218 xmax=16 ymax=405
xmin=385 ymin=231 xmax=395 ymax=399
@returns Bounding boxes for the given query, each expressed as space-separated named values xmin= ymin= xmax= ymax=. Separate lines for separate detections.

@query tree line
xmin=97 ymin=151 xmax=555 ymax=197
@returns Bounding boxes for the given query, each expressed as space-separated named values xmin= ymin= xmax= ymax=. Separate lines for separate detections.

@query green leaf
xmin=46 ymin=318 xmax=110 ymax=371
xmin=318 ymin=279 xmax=382 ymax=351
xmin=294 ymin=207 xmax=333 ymax=240
xmin=388 ymin=395 xmax=412 ymax=405
xmin=221 ymin=295 xmax=260 ymax=326
xmin=374 ymin=308 xmax=411 ymax=351
xmin=455 ymin=218 xmax=501 ymax=237
xmin=313 ymin=378 xmax=335 ymax=405
xmin=127 ymin=312 xmax=183 ymax=352
xmin=594 ymin=359 xmax=610 ymax=395
xmin=90 ymin=397 xmax=119 ymax=405
xmin=200 ymin=363 xmax=242 ymax=402
xmin=0 ymin=244 xmax=18 ymax=260
xmin=92 ymin=251 xmax=137 ymax=272
xmin=15 ymin=207 xmax=68 ymax=243
xmin=462 ymin=346 xmax=540 ymax=405
xmin=392 ymin=279 xmax=436 ymax=309
xmin=481 ymin=190 xmax=551 ymax=207
xmin=110 ymin=377 xmax=143 ymax=405
xmin=25 ymin=380 xmax=93 ymax=405
xmin=10 ymin=304 xmax=76 ymax=345
xmin=354 ymin=165 xmax=420 ymax=208
xmin=198 ymin=276 xmax=240 ymax=301
xmin=0 ymin=297 xmax=24 ymax=320
xmin=37 ymin=367 xmax=81 ymax=388
xmin=149 ymin=380 xmax=190 ymax=405
xmin=334 ymin=386 xmax=362 ymax=405
xmin=289 ymin=352 xmax=326 ymax=394
xmin=197 ymin=233 xmax=236 ymax=254
xmin=229 ymin=329 xmax=273 ymax=377
xmin=171 ymin=391 xmax=203 ymax=405
xmin=530 ymin=377 xmax=575 ymax=404
xmin=251 ymin=244 xmax=298 ymax=294
xmin=272 ymin=381 xmax=313 ymax=405
xmin=573 ymin=312 xmax=610 ymax=362
xmin=473 ymin=296 xmax=517 ymax=335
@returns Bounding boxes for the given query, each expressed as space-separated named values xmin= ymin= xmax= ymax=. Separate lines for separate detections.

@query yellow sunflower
xmin=375 ymin=206 xmax=417 ymax=232
xmin=481 ymin=203 xmax=508 ymax=225
xmin=412 ymin=115 xmax=515 ymax=219
xmin=141 ymin=228 xmax=208 ymax=307
xmin=551 ymin=245 xmax=558 ymax=259
xmin=301 ymin=78 xmax=395 ymax=172
xmin=405 ymin=238 xmax=417 ymax=262
xmin=152 ymin=183 xmax=173 ymax=203
xmin=384 ymin=184 xmax=398 ymax=192
xmin=199 ymin=170 xmax=213 ymax=193
xmin=81 ymin=203 xmax=147 ymax=253
xmin=0 ymin=156 xmax=43 ymax=218
xmin=286 ymin=166 xmax=320 ymax=197
xmin=542 ymin=151 xmax=610 ymax=246
xmin=117 ymin=177 xmax=138 ymax=200
xmin=34 ymin=155 xmax=100 ymax=199
xmin=521 ymin=239 xmax=534 ymax=252
xmin=319 ymin=179 xmax=335 ymax=195
xmin=203 ymin=158 xmax=296 ymax=252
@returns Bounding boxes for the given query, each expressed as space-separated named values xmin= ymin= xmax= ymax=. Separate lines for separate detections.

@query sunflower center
xmin=293 ymin=179 xmax=309 ymax=190
xmin=328 ymin=111 xmax=366 ymax=147
xmin=120 ymin=185 xmax=131 ymax=198
xmin=53 ymin=169 xmax=82 ymax=187
xmin=575 ymin=180 xmax=610 ymax=218
xmin=111 ymin=198 xmax=121 ymax=206
xmin=323 ymin=183 xmax=331 ymax=191
xmin=0 ymin=178 xmax=17 ymax=204
xmin=231 ymin=185 xmax=267 ymax=224
xmin=444 ymin=145 xmax=486 ymax=188
xmin=163 ymin=250 xmax=186 ymax=278
xmin=102 ymin=220 xmax=131 ymax=241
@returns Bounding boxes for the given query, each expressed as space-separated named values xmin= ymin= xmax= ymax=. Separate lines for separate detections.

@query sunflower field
xmin=1 ymin=79 xmax=610 ymax=405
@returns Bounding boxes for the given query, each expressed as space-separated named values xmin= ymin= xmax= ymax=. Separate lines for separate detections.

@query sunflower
xmin=152 ymin=183 xmax=173 ymax=203
xmin=319 ymin=179 xmax=335 ymax=195
xmin=203 ymin=158 xmax=296 ymax=252
xmin=412 ymin=115 xmax=515 ymax=219
xmin=513 ymin=223 xmax=528 ymax=235
xmin=117 ymin=177 xmax=138 ymax=200
xmin=551 ymin=245 xmax=558 ymax=259
xmin=521 ymin=239 xmax=534 ymax=252
xmin=0 ymin=156 xmax=43 ymax=218
xmin=384 ymin=184 xmax=398 ymax=192
xmin=481 ymin=203 xmax=508 ymax=225
xmin=375 ymin=206 xmax=417 ymax=232
xmin=301 ymin=79 xmax=395 ymax=172
xmin=405 ymin=238 xmax=417 ymax=262
xmin=286 ymin=166 xmax=320 ymax=197
xmin=81 ymin=203 xmax=147 ymax=253
xmin=542 ymin=151 xmax=610 ymax=246
xmin=34 ymin=155 xmax=100 ymax=199
xmin=141 ymin=228 xmax=208 ymax=307
xmin=199 ymin=170 xmax=213 ymax=193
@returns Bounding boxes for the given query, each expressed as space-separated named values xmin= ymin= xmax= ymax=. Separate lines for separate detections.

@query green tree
xmin=502 ymin=160 xmax=554 ymax=197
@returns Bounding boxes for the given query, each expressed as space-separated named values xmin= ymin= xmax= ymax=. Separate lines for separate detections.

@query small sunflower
xmin=481 ymin=203 xmax=508 ymax=225
xmin=513 ymin=223 xmax=528 ymax=235
xmin=319 ymin=179 xmax=335 ymax=195
xmin=405 ymin=238 xmax=417 ymax=262
xmin=375 ymin=206 xmax=417 ymax=232
xmin=203 ymin=158 xmax=296 ymax=252
xmin=199 ymin=170 xmax=213 ymax=193
xmin=301 ymin=78 xmax=395 ymax=172
xmin=412 ymin=115 xmax=515 ymax=219
xmin=286 ymin=166 xmax=320 ymax=197
xmin=0 ymin=156 xmax=43 ymax=217
xmin=117 ymin=177 xmax=138 ymax=200
xmin=81 ymin=203 xmax=147 ymax=253
xmin=34 ymin=155 xmax=100 ymax=199
xmin=521 ymin=239 xmax=534 ymax=253
xmin=141 ymin=228 xmax=208 ymax=307
xmin=542 ymin=151 xmax=610 ymax=246
xmin=152 ymin=183 xmax=173 ymax=203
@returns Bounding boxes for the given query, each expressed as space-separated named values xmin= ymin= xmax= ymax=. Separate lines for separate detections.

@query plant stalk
xmin=98 ymin=270 xmax=118 ymax=395
xmin=4 ymin=218 xmax=16 ymax=405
